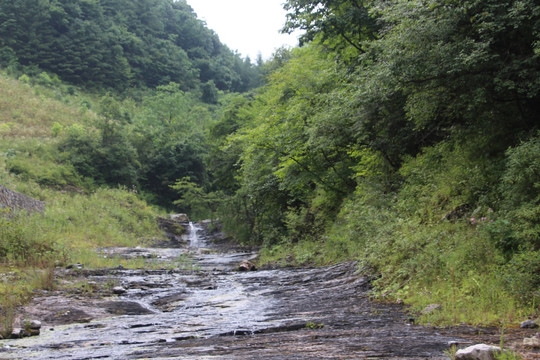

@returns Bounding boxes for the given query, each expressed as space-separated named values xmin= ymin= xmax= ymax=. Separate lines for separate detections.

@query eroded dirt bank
xmin=0 ymin=221 xmax=538 ymax=359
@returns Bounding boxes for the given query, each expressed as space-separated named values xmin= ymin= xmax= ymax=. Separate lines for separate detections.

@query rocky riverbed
xmin=0 ymin=220 xmax=538 ymax=359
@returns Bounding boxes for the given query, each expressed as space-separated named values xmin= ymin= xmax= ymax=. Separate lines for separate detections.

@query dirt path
xmin=0 ymin=221 xmax=537 ymax=359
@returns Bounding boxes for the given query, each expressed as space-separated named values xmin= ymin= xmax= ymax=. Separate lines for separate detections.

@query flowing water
xmin=188 ymin=222 xmax=201 ymax=248
xmin=1 ymin=221 xmax=530 ymax=359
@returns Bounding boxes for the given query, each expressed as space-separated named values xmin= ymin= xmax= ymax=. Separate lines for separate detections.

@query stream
xmin=0 ymin=219 xmax=534 ymax=359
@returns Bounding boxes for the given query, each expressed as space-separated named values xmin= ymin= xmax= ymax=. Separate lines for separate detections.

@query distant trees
xmin=0 ymin=0 xmax=261 ymax=91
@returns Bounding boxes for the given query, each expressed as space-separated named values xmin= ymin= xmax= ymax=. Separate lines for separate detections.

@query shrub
xmin=497 ymin=134 xmax=540 ymax=252
xmin=6 ymin=155 xmax=82 ymax=189
xmin=499 ymin=250 xmax=540 ymax=306
xmin=0 ymin=214 xmax=56 ymax=266
xmin=59 ymin=124 xmax=140 ymax=187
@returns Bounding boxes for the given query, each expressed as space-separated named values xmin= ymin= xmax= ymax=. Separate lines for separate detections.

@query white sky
xmin=186 ymin=0 xmax=301 ymax=60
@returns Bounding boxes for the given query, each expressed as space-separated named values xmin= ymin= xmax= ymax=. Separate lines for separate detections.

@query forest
xmin=0 ymin=0 xmax=539 ymax=327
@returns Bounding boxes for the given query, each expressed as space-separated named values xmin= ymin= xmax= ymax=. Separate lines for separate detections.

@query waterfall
xmin=188 ymin=221 xmax=199 ymax=247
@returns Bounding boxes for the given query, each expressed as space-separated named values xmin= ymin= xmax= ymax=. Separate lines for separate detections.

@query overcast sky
xmin=187 ymin=0 xmax=301 ymax=60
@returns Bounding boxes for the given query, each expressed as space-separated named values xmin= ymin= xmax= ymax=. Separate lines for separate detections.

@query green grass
xmin=0 ymin=72 xmax=96 ymax=140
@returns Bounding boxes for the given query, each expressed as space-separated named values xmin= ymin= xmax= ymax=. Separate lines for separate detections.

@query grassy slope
xmin=0 ymin=71 xmax=165 ymax=336
xmin=0 ymin=76 xmax=78 ymax=137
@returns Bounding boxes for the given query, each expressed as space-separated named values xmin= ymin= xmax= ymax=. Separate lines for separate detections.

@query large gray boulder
xmin=455 ymin=344 xmax=501 ymax=360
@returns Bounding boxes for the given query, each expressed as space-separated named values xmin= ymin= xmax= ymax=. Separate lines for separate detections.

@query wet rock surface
xmin=1 ymin=221 xmax=538 ymax=359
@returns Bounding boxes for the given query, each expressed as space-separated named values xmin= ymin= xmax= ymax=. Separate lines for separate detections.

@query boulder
xmin=27 ymin=320 xmax=42 ymax=330
xmin=523 ymin=334 xmax=540 ymax=348
xmin=238 ymin=260 xmax=256 ymax=272
xmin=10 ymin=328 xmax=23 ymax=339
xmin=157 ymin=217 xmax=187 ymax=238
xmin=455 ymin=344 xmax=501 ymax=360
xmin=520 ymin=319 xmax=539 ymax=329
xmin=22 ymin=328 xmax=40 ymax=337
xmin=26 ymin=321 xmax=41 ymax=336
xmin=102 ymin=301 xmax=155 ymax=316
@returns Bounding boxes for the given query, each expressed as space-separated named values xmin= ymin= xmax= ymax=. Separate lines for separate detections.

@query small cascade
xmin=188 ymin=221 xmax=200 ymax=247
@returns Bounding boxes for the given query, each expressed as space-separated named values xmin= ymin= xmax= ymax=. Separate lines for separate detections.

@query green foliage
xmin=0 ymin=213 xmax=57 ymax=266
xmin=498 ymin=250 xmax=540 ymax=306
xmin=201 ymin=80 xmax=219 ymax=104
xmin=0 ymin=0 xmax=262 ymax=91
xmin=171 ymin=177 xmax=224 ymax=220
xmin=498 ymin=134 xmax=540 ymax=250
xmin=0 ymin=46 xmax=18 ymax=68
xmin=283 ymin=0 xmax=379 ymax=56
xmin=495 ymin=352 xmax=522 ymax=360
xmin=237 ymin=0 xmax=539 ymax=325
xmin=6 ymin=152 xmax=82 ymax=188
xmin=397 ymin=137 xmax=502 ymax=222
xmin=207 ymin=94 xmax=254 ymax=195
xmin=59 ymin=122 xmax=139 ymax=187
xmin=305 ymin=321 xmax=324 ymax=329
xmin=219 ymin=46 xmax=357 ymax=244
xmin=51 ymin=122 xmax=63 ymax=137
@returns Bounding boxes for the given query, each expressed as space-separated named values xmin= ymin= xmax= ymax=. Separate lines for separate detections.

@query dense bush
xmin=0 ymin=212 xmax=57 ymax=265
xmin=6 ymin=153 xmax=82 ymax=188
xmin=498 ymin=134 xmax=540 ymax=251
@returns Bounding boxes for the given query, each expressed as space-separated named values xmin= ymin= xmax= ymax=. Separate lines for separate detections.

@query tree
xmin=171 ymin=177 xmax=224 ymax=220
xmin=0 ymin=0 xmax=261 ymax=91
xmin=282 ymin=0 xmax=379 ymax=56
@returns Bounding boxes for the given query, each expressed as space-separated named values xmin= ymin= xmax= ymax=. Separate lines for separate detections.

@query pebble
xmin=523 ymin=335 xmax=540 ymax=348
xmin=113 ymin=286 xmax=127 ymax=295
xmin=66 ymin=263 xmax=84 ymax=270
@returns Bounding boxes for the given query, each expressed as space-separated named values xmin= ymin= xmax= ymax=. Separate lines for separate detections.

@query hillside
xmin=206 ymin=0 xmax=540 ymax=326
xmin=0 ymin=0 xmax=538 ymax=334
xmin=0 ymin=0 xmax=261 ymax=92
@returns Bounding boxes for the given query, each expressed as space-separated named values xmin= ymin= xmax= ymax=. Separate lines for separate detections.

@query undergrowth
xmin=258 ymin=134 xmax=540 ymax=327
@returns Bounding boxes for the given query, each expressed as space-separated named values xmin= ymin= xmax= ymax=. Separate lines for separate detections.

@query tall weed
xmin=0 ymin=214 xmax=57 ymax=266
